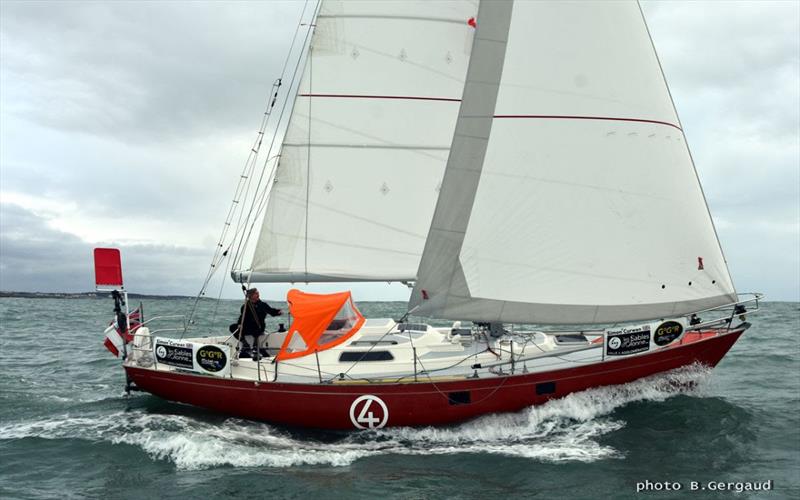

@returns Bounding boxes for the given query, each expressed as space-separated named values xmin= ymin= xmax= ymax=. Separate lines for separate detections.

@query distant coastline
xmin=0 ymin=291 xmax=198 ymax=300
xmin=0 ymin=291 xmax=408 ymax=303
xmin=0 ymin=291 xmax=790 ymax=304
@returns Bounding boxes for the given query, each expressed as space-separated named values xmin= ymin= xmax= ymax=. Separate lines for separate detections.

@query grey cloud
xmin=1 ymin=0 xmax=303 ymax=142
xmin=0 ymin=203 xmax=89 ymax=290
xmin=0 ymin=202 xmax=411 ymax=300
xmin=1 ymin=1 xmax=797 ymax=301
xmin=0 ymin=125 xmax=229 ymax=239
xmin=0 ymin=202 xmax=219 ymax=295
xmin=1 ymin=1 xmax=305 ymax=246
xmin=643 ymin=1 xmax=799 ymax=141
xmin=720 ymin=223 xmax=799 ymax=301
xmin=641 ymin=1 xmax=799 ymax=274
xmin=644 ymin=1 xmax=799 ymax=86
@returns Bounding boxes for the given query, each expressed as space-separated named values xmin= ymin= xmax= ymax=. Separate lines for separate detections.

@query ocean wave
xmin=0 ymin=364 xmax=712 ymax=470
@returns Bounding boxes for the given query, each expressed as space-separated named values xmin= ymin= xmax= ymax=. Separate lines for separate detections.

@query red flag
xmin=103 ymin=324 xmax=124 ymax=357
xmin=467 ymin=17 xmax=476 ymax=28
xmin=104 ymin=307 xmax=141 ymax=356
xmin=126 ymin=307 xmax=142 ymax=342
xmin=93 ymin=248 xmax=123 ymax=288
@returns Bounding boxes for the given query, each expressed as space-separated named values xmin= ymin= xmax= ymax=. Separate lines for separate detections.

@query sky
xmin=1 ymin=0 xmax=798 ymax=303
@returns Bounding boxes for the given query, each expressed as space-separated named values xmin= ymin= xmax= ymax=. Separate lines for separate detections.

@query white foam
xmin=0 ymin=364 xmax=712 ymax=470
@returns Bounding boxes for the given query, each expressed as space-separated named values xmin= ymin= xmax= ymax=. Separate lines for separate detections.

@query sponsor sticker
xmin=153 ymin=338 xmax=231 ymax=377
xmin=154 ymin=340 xmax=194 ymax=369
xmin=606 ymin=324 xmax=651 ymax=356
xmin=653 ymin=320 xmax=684 ymax=346
xmin=195 ymin=345 xmax=227 ymax=373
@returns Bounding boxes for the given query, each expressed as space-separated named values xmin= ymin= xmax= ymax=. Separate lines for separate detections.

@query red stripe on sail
xmin=295 ymin=97 xmax=682 ymax=131
xmin=493 ymin=114 xmax=682 ymax=131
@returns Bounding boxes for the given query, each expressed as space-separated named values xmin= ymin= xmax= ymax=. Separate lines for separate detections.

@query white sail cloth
xmin=245 ymin=0 xmax=478 ymax=282
xmin=410 ymin=0 xmax=737 ymax=323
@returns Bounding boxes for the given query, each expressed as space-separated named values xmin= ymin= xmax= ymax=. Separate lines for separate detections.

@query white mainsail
xmin=410 ymin=0 xmax=737 ymax=324
xmin=243 ymin=0 xmax=478 ymax=282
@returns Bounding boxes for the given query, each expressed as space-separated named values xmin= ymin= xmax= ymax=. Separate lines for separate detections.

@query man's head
xmin=246 ymin=288 xmax=260 ymax=302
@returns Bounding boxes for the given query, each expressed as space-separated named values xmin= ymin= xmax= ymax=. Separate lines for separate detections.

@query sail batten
xmin=233 ymin=271 xmax=415 ymax=284
xmin=317 ymin=14 xmax=472 ymax=26
xmin=283 ymin=143 xmax=451 ymax=151
xmin=410 ymin=0 xmax=737 ymax=323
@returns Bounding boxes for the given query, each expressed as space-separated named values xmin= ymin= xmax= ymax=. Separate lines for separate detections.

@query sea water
xmin=0 ymin=298 xmax=797 ymax=499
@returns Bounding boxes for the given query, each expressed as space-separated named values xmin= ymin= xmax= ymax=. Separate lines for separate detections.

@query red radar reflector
xmin=94 ymin=248 xmax=123 ymax=288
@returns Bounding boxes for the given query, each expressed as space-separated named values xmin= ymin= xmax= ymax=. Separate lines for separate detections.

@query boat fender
xmin=136 ymin=353 xmax=154 ymax=368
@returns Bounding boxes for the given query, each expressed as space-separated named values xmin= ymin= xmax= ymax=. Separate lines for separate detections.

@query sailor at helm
xmin=233 ymin=288 xmax=282 ymax=359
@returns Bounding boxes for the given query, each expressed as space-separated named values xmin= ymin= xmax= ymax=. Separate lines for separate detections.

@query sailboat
xmin=100 ymin=0 xmax=760 ymax=430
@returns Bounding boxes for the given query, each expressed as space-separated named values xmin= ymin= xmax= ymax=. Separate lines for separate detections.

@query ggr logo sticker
xmin=349 ymin=395 xmax=389 ymax=429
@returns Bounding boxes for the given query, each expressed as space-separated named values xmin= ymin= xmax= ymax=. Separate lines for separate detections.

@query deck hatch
xmin=338 ymin=351 xmax=394 ymax=362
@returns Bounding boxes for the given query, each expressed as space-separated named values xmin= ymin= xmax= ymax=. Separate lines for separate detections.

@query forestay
xmin=411 ymin=0 xmax=737 ymax=324
xmin=244 ymin=0 xmax=478 ymax=283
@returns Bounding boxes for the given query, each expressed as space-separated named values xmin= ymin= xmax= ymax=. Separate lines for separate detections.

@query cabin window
xmin=339 ymin=351 xmax=394 ymax=362
xmin=448 ymin=391 xmax=471 ymax=405
xmin=327 ymin=319 xmax=347 ymax=330
xmin=317 ymin=299 xmax=362 ymax=349
xmin=555 ymin=334 xmax=588 ymax=344
xmin=536 ymin=382 xmax=556 ymax=395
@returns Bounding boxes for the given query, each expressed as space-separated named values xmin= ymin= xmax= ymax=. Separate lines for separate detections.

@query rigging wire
xmin=208 ymin=152 xmax=283 ymax=327
xmin=232 ymin=0 xmax=323 ymax=283
xmin=215 ymin=0 xmax=314 ymax=286
xmin=186 ymin=0 xmax=315 ymax=329
xmin=188 ymin=79 xmax=282 ymax=327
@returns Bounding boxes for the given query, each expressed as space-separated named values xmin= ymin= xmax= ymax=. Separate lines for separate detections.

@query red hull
xmin=125 ymin=328 xmax=744 ymax=430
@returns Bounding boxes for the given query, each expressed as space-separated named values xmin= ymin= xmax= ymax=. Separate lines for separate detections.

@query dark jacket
xmin=238 ymin=300 xmax=281 ymax=337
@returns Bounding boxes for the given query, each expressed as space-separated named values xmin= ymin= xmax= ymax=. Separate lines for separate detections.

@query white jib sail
xmin=245 ymin=0 xmax=479 ymax=282
xmin=410 ymin=0 xmax=737 ymax=324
